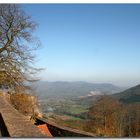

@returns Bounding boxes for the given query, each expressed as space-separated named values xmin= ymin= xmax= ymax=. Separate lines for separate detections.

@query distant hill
xmin=31 ymin=81 xmax=123 ymax=98
xmin=112 ymin=84 xmax=140 ymax=103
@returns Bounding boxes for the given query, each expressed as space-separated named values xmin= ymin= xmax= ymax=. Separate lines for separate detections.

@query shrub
xmin=10 ymin=93 xmax=42 ymax=116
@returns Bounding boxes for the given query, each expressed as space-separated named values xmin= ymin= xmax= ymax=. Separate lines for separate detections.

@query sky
xmin=22 ymin=4 xmax=140 ymax=87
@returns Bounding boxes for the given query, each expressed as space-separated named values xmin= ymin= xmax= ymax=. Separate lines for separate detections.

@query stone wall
xmin=0 ymin=93 xmax=96 ymax=138
xmin=0 ymin=113 xmax=10 ymax=137
xmin=34 ymin=116 xmax=96 ymax=137
xmin=0 ymin=96 xmax=45 ymax=137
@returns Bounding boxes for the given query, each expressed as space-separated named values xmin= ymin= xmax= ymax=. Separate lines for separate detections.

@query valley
xmin=32 ymin=81 xmax=126 ymax=133
xmin=34 ymin=81 xmax=140 ymax=136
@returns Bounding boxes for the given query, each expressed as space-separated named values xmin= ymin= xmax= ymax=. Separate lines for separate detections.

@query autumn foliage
xmin=10 ymin=93 xmax=41 ymax=116
xmin=84 ymin=96 xmax=140 ymax=137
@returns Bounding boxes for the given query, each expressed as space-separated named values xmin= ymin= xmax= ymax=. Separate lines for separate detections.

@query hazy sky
xmin=22 ymin=4 xmax=140 ymax=87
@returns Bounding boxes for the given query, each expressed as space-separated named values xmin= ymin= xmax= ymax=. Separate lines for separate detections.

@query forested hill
xmin=112 ymin=84 xmax=140 ymax=103
xmin=31 ymin=81 xmax=123 ymax=97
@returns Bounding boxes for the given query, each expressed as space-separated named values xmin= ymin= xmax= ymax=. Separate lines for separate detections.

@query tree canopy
xmin=0 ymin=4 xmax=41 ymax=93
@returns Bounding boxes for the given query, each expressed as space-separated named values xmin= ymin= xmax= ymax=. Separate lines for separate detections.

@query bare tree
xmin=124 ymin=103 xmax=140 ymax=137
xmin=0 ymin=4 xmax=41 ymax=93
xmin=86 ymin=95 xmax=140 ymax=137
xmin=87 ymin=96 xmax=122 ymax=137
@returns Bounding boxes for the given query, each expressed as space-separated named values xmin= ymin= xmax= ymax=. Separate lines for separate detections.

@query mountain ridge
xmin=31 ymin=81 xmax=124 ymax=98
xmin=112 ymin=84 xmax=140 ymax=103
